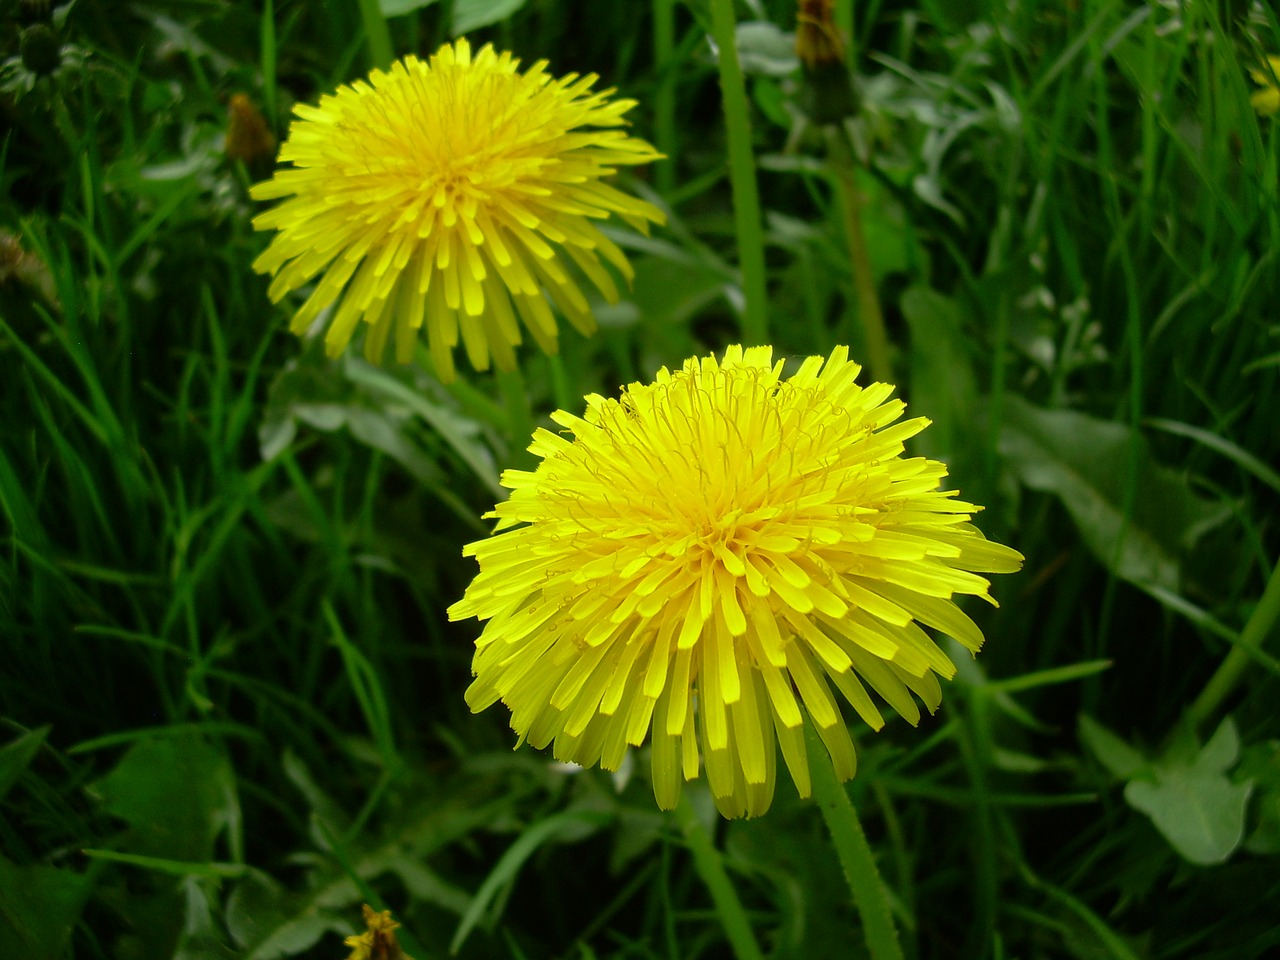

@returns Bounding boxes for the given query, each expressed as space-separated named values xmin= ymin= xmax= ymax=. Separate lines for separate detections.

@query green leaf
xmin=224 ymin=870 xmax=351 ymax=960
xmin=89 ymin=734 xmax=238 ymax=863
xmin=1237 ymin=740 xmax=1280 ymax=855
xmin=0 ymin=726 xmax=48 ymax=803
xmin=901 ymin=287 xmax=978 ymax=464
xmin=735 ymin=22 xmax=797 ymax=77
xmin=343 ymin=358 xmax=502 ymax=499
xmin=1124 ymin=718 xmax=1253 ymax=866
xmin=451 ymin=0 xmax=527 ymax=34
xmin=381 ymin=0 xmax=438 ymax=16
xmin=451 ymin=810 xmax=613 ymax=954
xmin=998 ymin=395 xmax=1229 ymax=592
xmin=0 ymin=857 xmax=93 ymax=960
xmin=1245 ymin=790 xmax=1280 ymax=855
xmin=174 ymin=876 xmax=239 ymax=960
xmin=82 ymin=849 xmax=248 ymax=878
xmin=282 ymin=749 xmax=351 ymax=845
xmin=752 ymin=76 xmax=790 ymax=128
xmin=1078 ymin=714 xmax=1148 ymax=780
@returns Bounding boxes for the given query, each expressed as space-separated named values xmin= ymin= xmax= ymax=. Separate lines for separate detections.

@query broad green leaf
xmin=1125 ymin=774 xmax=1251 ymax=866
xmin=0 ymin=726 xmax=48 ymax=802
xmin=0 ymin=858 xmax=93 ymax=960
xmin=998 ymin=395 xmax=1229 ymax=591
xmin=1124 ymin=718 xmax=1253 ymax=866
xmin=451 ymin=0 xmax=526 ymax=34
xmin=89 ymin=734 xmax=237 ymax=862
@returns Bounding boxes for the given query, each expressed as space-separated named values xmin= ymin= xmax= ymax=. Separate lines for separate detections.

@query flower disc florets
xmin=449 ymin=345 xmax=1023 ymax=818
xmin=251 ymin=39 xmax=664 ymax=381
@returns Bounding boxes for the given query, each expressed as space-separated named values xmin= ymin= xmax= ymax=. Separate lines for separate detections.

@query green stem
xmin=496 ymin=367 xmax=535 ymax=470
xmin=1188 ymin=557 xmax=1280 ymax=730
xmin=827 ymin=128 xmax=891 ymax=383
xmin=546 ymin=352 xmax=577 ymax=414
xmin=653 ymin=0 xmax=677 ymax=197
xmin=260 ymin=0 xmax=277 ymax=128
xmin=673 ymin=795 xmax=766 ymax=960
xmin=708 ymin=0 xmax=769 ymax=345
xmin=805 ymin=723 xmax=905 ymax=960
xmin=836 ymin=0 xmax=855 ymax=60
xmin=357 ymin=0 xmax=394 ymax=70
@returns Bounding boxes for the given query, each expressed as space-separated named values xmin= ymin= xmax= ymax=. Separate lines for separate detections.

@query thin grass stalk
xmin=653 ymin=0 xmax=678 ymax=197
xmin=836 ymin=0 xmax=854 ymax=60
xmin=357 ymin=0 xmax=393 ymax=70
xmin=708 ymin=0 xmax=769 ymax=345
xmin=260 ymin=0 xmax=278 ymax=128
xmin=827 ymin=128 xmax=891 ymax=384
xmin=673 ymin=795 xmax=766 ymax=960
xmin=805 ymin=723 xmax=905 ymax=960
xmin=1188 ymin=557 xmax=1280 ymax=730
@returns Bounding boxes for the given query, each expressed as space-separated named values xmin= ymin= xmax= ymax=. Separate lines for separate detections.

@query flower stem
xmin=357 ymin=0 xmax=393 ymax=70
xmin=546 ymin=352 xmax=577 ymax=415
xmin=673 ymin=794 xmax=766 ymax=960
xmin=496 ymin=367 xmax=535 ymax=469
xmin=836 ymin=0 xmax=854 ymax=58
xmin=827 ymin=128 xmax=892 ymax=384
xmin=708 ymin=0 xmax=769 ymax=345
xmin=1188 ymin=556 xmax=1280 ymax=730
xmin=805 ymin=723 xmax=905 ymax=960
xmin=653 ymin=0 xmax=678 ymax=197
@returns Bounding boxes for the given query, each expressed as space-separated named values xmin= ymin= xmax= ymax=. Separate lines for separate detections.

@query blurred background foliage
xmin=1 ymin=0 xmax=1278 ymax=957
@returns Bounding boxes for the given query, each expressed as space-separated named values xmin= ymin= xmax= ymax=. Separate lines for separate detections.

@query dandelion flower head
xmin=251 ymin=39 xmax=664 ymax=381
xmin=344 ymin=904 xmax=412 ymax=960
xmin=449 ymin=346 xmax=1023 ymax=818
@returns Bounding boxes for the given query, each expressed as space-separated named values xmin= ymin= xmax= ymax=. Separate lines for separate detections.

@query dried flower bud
xmin=795 ymin=0 xmax=857 ymax=125
xmin=0 ymin=229 xmax=59 ymax=310
xmin=226 ymin=93 xmax=277 ymax=166
xmin=796 ymin=0 xmax=845 ymax=69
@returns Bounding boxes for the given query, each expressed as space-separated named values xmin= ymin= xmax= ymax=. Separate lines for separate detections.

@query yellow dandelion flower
xmin=449 ymin=345 xmax=1023 ymax=818
xmin=251 ymin=39 xmax=665 ymax=382
xmin=343 ymin=904 xmax=412 ymax=960
xmin=1250 ymin=56 xmax=1280 ymax=116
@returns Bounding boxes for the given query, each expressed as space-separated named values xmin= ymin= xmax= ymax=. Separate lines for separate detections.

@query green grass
xmin=2 ymin=0 xmax=1279 ymax=958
